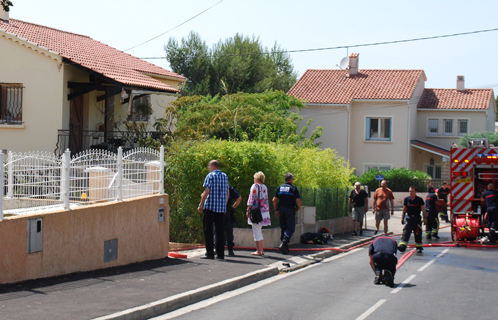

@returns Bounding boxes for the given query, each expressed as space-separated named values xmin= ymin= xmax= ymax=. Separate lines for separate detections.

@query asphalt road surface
xmin=153 ymin=228 xmax=498 ymax=320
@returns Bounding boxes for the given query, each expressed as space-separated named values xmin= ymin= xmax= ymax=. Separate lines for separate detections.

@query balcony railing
xmin=55 ymin=129 xmax=158 ymax=155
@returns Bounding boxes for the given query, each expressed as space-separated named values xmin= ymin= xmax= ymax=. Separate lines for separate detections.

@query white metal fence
xmin=1 ymin=146 xmax=164 ymax=219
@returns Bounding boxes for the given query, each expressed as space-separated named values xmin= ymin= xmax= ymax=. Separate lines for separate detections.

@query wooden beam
xmin=97 ymin=86 xmax=122 ymax=102
xmin=68 ymin=85 xmax=98 ymax=100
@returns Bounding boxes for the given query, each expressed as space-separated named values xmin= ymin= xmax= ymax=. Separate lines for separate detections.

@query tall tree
xmin=165 ymin=31 xmax=298 ymax=96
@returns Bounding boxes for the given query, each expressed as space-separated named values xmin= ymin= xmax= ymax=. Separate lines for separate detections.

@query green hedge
xmin=358 ymin=168 xmax=431 ymax=193
xmin=165 ymin=140 xmax=353 ymax=243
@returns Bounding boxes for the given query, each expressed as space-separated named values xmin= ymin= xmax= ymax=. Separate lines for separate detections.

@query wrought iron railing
xmin=55 ymin=129 xmax=158 ymax=155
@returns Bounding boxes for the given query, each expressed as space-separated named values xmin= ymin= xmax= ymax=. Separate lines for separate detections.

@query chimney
xmin=0 ymin=8 xmax=9 ymax=22
xmin=348 ymin=53 xmax=359 ymax=75
xmin=456 ymin=75 xmax=465 ymax=91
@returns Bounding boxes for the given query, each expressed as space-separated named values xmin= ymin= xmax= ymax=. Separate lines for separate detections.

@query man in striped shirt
xmin=198 ymin=160 xmax=230 ymax=260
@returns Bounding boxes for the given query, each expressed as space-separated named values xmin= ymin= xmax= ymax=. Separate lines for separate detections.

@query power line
xmin=139 ymin=26 xmax=498 ymax=60
xmin=124 ymin=0 xmax=225 ymax=52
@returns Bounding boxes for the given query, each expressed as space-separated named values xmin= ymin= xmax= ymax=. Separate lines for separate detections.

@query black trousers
xmin=372 ymin=252 xmax=397 ymax=276
xmin=400 ymin=219 xmax=423 ymax=248
xmin=488 ymin=207 xmax=498 ymax=240
xmin=203 ymin=209 xmax=225 ymax=258
xmin=214 ymin=210 xmax=235 ymax=249
xmin=279 ymin=207 xmax=296 ymax=243
xmin=426 ymin=211 xmax=439 ymax=235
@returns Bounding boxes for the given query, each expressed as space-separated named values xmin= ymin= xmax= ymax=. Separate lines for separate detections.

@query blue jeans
xmin=280 ymin=207 xmax=296 ymax=243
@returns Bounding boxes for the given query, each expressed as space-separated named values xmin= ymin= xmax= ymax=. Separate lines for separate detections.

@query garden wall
xmin=0 ymin=194 xmax=169 ymax=284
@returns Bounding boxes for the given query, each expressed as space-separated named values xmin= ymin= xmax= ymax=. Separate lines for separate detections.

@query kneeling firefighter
xmin=399 ymin=186 xmax=427 ymax=253
xmin=369 ymin=235 xmax=398 ymax=287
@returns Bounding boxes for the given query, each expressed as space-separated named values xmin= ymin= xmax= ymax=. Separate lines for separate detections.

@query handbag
xmin=249 ymin=184 xmax=263 ymax=224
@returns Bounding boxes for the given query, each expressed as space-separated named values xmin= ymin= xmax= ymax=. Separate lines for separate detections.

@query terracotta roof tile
xmin=287 ymin=69 xmax=425 ymax=104
xmin=0 ymin=19 xmax=185 ymax=93
xmin=417 ymin=88 xmax=493 ymax=110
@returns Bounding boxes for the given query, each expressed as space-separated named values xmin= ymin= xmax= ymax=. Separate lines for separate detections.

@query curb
xmin=92 ymin=266 xmax=279 ymax=320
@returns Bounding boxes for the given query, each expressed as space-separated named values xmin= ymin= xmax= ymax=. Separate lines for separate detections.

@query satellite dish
xmin=339 ymin=57 xmax=349 ymax=69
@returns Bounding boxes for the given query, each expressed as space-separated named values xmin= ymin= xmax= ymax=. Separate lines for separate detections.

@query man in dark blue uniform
xmin=437 ymin=182 xmax=450 ymax=223
xmin=273 ymin=173 xmax=302 ymax=254
xmin=425 ymin=187 xmax=440 ymax=240
xmin=399 ymin=186 xmax=427 ymax=253
xmin=482 ymin=183 xmax=498 ymax=243
xmin=369 ymin=235 xmax=398 ymax=287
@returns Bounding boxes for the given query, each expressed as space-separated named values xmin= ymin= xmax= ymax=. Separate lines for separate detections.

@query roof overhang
xmin=142 ymin=72 xmax=186 ymax=82
xmin=411 ymin=140 xmax=450 ymax=158
xmin=0 ymin=28 xmax=62 ymax=63
xmin=417 ymin=108 xmax=488 ymax=112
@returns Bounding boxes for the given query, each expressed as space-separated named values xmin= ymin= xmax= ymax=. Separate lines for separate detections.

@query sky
xmin=7 ymin=0 xmax=498 ymax=94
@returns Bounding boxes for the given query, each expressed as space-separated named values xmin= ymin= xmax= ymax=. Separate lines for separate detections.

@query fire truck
xmin=450 ymin=138 xmax=497 ymax=241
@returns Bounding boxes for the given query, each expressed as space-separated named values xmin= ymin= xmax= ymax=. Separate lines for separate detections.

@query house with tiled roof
xmin=0 ymin=11 xmax=185 ymax=154
xmin=288 ymin=53 xmax=496 ymax=182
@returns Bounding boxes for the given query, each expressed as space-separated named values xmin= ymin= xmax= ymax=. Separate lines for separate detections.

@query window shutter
xmin=366 ymin=117 xmax=371 ymax=140
xmin=389 ymin=118 xmax=392 ymax=140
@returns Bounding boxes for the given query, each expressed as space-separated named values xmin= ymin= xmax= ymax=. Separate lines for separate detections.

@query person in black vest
xmin=482 ymin=183 xmax=498 ymax=243
xmin=369 ymin=235 xmax=398 ymax=287
xmin=437 ymin=182 xmax=450 ymax=223
xmin=399 ymin=186 xmax=427 ymax=253
xmin=425 ymin=187 xmax=440 ymax=240
xmin=349 ymin=182 xmax=369 ymax=236
xmin=273 ymin=173 xmax=301 ymax=254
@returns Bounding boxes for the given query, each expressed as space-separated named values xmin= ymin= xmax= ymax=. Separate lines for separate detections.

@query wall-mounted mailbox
xmin=158 ymin=207 xmax=165 ymax=222
xmin=27 ymin=218 xmax=43 ymax=254
xmin=104 ymin=238 xmax=118 ymax=263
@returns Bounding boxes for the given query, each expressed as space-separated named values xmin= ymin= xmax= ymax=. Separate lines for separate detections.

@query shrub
xmin=459 ymin=131 xmax=498 ymax=147
xmin=359 ymin=168 xmax=431 ymax=193
xmin=165 ymin=140 xmax=353 ymax=243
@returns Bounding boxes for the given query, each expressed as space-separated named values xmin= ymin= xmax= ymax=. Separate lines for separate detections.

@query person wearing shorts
xmin=373 ymin=180 xmax=394 ymax=235
xmin=349 ymin=182 xmax=368 ymax=236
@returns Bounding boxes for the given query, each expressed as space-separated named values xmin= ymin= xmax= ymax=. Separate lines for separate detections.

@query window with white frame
xmin=458 ymin=119 xmax=468 ymax=135
xmin=428 ymin=119 xmax=439 ymax=135
xmin=366 ymin=117 xmax=391 ymax=141
xmin=365 ymin=164 xmax=392 ymax=172
xmin=425 ymin=165 xmax=442 ymax=179
xmin=443 ymin=119 xmax=453 ymax=135
xmin=131 ymin=95 xmax=152 ymax=122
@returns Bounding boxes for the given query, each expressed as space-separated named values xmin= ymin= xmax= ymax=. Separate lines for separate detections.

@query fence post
xmin=117 ymin=147 xmax=123 ymax=201
xmin=0 ymin=151 xmax=4 ymax=220
xmin=7 ymin=151 xmax=13 ymax=198
xmin=160 ymin=145 xmax=165 ymax=195
xmin=63 ymin=149 xmax=71 ymax=210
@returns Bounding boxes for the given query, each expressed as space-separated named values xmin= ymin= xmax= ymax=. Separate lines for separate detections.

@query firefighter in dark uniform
xmin=214 ymin=186 xmax=242 ymax=256
xmin=437 ymin=182 xmax=451 ymax=223
xmin=425 ymin=187 xmax=440 ymax=240
xmin=273 ymin=173 xmax=302 ymax=254
xmin=399 ymin=186 xmax=427 ymax=253
xmin=481 ymin=183 xmax=498 ymax=243
xmin=369 ymin=236 xmax=398 ymax=287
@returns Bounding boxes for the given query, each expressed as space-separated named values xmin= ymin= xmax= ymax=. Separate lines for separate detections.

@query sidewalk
xmin=0 ymin=230 xmax=383 ymax=320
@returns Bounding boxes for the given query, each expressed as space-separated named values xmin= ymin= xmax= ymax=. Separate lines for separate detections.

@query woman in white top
xmin=246 ymin=171 xmax=271 ymax=256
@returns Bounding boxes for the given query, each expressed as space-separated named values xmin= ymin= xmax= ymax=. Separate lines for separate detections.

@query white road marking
xmin=355 ymin=299 xmax=387 ymax=320
xmin=418 ymin=259 xmax=437 ymax=272
xmin=390 ymin=274 xmax=416 ymax=294
xmin=151 ymin=248 xmax=365 ymax=319
xmin=437 ymin=248 xmax=450 ymax=258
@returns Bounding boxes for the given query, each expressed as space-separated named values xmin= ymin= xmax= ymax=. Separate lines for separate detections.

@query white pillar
xmin=117 ymin=147 xmax=123 ymax=201
xmin=7 ymin=151 xmax=13 ymax=198
xmin=160 ymin=145 xmax=165 ymax=195
xmin=0 ymin=151 xmax=4 ymax=220
xmin=63 ymin=149 xmax=71 ymax=210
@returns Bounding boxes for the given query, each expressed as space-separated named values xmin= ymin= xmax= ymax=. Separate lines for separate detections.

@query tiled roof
xmin=417 ymin=88 xmax=493 ymax=110
xmin=287 ymin=69 xmax=425 ymax=104
xmin=411 ymin=140 xmax=450 ymax=157
xmin=0 ymin=19 xmax=185 ymax=93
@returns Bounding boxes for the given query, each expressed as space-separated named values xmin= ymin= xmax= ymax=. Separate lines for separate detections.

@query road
xmin=152 ymin=227 xmax=498 ymax=320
